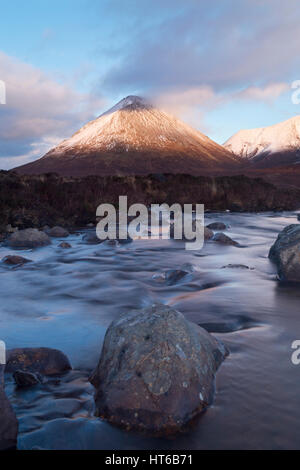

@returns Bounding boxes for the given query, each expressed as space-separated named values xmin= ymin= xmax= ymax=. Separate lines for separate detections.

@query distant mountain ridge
xmin=224 ymin=116 xmax=300 ymax=168
xmin=14 ymin=95 xmax=237 ymax=177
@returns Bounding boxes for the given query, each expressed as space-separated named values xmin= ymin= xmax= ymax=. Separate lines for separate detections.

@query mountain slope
xmin=15 ymin=96 xmax=237 ymax=177
xmin=224 ymin=116 xmax=300 ymax=168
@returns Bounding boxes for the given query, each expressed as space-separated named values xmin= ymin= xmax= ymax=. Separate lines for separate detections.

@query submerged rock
xmin=206 ymin=222 xmax=227 ymax=231
xmin=204 ymin=226 xmax=214 ymax=240
xmin=58 ymin=242 xmax=72 ymax=249
xmin=8 ymin=228 xmax=51 ymax=248
xmin=90 ymin=304 xmax=228 ymax=435
xmin=0 ymin=365 xmax=18 ymax=450
xmin=213 ymin=232 xmax=239 ymax=246
xmin=153 ymin=269 xmax=189 ymax=285
xmin=170 ymin=223 xmax=213 ymax=241
xmin=48 ymin=226 xmax=69 ymax=238
xmin=222 ymin=264 xmax=252 ymax=270
xmin=269 ymin=224 xmax=300 ymax=281
xmin=82 ymin=232 xmax=103 ymax=245
xmin=6 ymin=348 xmax=72 ymax=376
xmin=13 ymin=370 xmax=41 ymax=388
xmin=2 ymin=255 xmax=31 ymax=265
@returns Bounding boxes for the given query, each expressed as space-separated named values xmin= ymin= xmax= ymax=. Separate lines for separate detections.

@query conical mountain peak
xmin=102 ymin=95 xmax=152 ymax=116
xmin=15 ymin=95 xmax=237 ymax=177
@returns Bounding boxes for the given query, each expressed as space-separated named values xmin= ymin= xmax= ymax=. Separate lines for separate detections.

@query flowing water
xmin=1 ymin=212 xmax=300 ymax=450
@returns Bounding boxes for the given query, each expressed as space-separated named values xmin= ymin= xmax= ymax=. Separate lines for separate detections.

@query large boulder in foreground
xmin=90 ymin=304 xmax=228 ymax=435
xmin=6 ymin=348 xmax=72 ymax=376
xmin=0 ymin=365 xmax=18 ymax=450
xmin=8 ymin=228 xmax=50 ymax=248
xmin=269 ymin=224 xmax=300 ymax=281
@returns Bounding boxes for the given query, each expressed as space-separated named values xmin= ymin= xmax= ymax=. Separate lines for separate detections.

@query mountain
xmin=224 ymin=116 xmax=300 ymax=168
xmin=15 ymin=96 xmax=237 ymax=177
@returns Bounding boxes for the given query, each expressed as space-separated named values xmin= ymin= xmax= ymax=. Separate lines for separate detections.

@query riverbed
xmin=1 ymin=211 xmax=300 ymax=450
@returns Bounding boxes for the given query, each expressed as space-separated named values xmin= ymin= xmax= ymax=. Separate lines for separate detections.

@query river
xmin=1 ymin=211 xmax=300 ymax=450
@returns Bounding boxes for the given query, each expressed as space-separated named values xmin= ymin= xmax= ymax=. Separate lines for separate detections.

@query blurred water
xmin=1 ymin=211 xmax=300 ymax=449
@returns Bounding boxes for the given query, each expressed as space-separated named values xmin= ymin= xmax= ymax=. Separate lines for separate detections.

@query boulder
xmin=58 ymin=242 xmax=72 ymax=249
xmin=13 ymin=370 xmax=41 ymax=388
xmin=8 ymin=228 xmax=50 ymax=248
xmin=0 ymin=365 xmax=18 ymax=450
xmin=269 ymin=224 xmax=300 ymax=281
xmin=206 ymin=222 xmax=227 ymax=231
xmin=213 ymin=232 xmax=239 ymax=246
xmin=6 ymin=348 xmax=72 ymax=376
xmin=2 ymin=255 xmax=31 ymax=265
xmin=90 ymin=304 xmax=228 ymax=435
xmin=48 ymin=226 xmax=69 ymax=238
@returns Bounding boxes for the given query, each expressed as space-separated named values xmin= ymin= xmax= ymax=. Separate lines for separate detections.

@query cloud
xmin=0 ymin=51 xmax=105 ymax=165
xmin=101 ymin=0 xmax=300 ymax=97
xmin=235 ymin=83 xmax=289 ymax=103
xmin=151 ymin=86 xmax=221 ymax=130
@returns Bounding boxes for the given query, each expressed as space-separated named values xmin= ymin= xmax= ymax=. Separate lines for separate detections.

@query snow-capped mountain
xmin=15 ymin=96 xmax=237 ymax=177
xmin=224 ymin=116 xmax=300 ymax=168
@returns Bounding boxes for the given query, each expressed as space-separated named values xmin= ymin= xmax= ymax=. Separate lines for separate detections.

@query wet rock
xmin=82 ymin=232 xmax=103 ymax=245
xmin=206 ymin=222 xmax=227 ymax=231
xmin=0 ymin=365 xmax=18 ymax=450
xmin=90 ymin=304 xmax=228 ymax=435
xmin=222 ymin=264 xmax=252 ymax=269
xmin=170 ymin=223 xmax=213 ymax=241
xmin=269 ymin=224 xmax=300 ymax=281
xmin=48 ymin=226 xmax=69 ymax=238
xmin=297 ymin=215 xmax=300 ymax=221
xmin=2 ymin=255 xmax=32 ymax=265
xmin=58 ymin=242 xmax=72 ymax=249
xmin=8 ymin=228 xmax=51 ymax=248
xmin=213 ymin=232 xmax=239 ymax=246
xmin=6 ymin=348 xmax=72 ymax=376
xmin=13 ymin=370 xmax=41 ymax=388
xmin=153 ymin=269 xmax=189 ymax=285
xmin=204 ymin=226 xmax=214 ymax=240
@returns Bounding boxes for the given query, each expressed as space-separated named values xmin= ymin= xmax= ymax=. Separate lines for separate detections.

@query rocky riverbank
xmin=1 ymin=171 xmax=300 ymax=236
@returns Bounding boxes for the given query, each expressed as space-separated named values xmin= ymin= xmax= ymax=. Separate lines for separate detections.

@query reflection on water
xmin=1 ymin=211 xmax=300 ymax=449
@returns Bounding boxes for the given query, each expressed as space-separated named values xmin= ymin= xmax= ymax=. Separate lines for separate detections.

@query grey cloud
xmin=101 ymin=0 xmax=300 ymax=95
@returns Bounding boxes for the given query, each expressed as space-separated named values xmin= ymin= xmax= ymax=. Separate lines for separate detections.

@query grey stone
xmin=48 ymin=226 xmax=69 ymax=238
xmin=90 ymin=304 xmax=228 ymax=435
xmin=13 ymin=370 xmax=41 ymax=388
xmin=6 ymin=348 xmax=72 ymax=376
xmin=206 ymin=222 xmax=227 ymax=231
xmin=8 ymin=228 xmax=51 ymax=248
xmin=213 ymin=232 xmax=239 ymax=246
xmin=2 ymin=255 xmax=31 ymax=265
xmin=269 ymin=224 xmax=300 ymax=281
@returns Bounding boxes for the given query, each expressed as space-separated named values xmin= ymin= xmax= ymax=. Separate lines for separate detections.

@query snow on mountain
xmin=15 ymin=95 xmax=237 ymax=177
xmin=224 ymin=116 xmax=300 ymax=164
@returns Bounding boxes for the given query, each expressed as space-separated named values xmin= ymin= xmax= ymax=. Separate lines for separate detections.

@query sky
xmin=1 ymin=0 xmax=300 ymax=169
